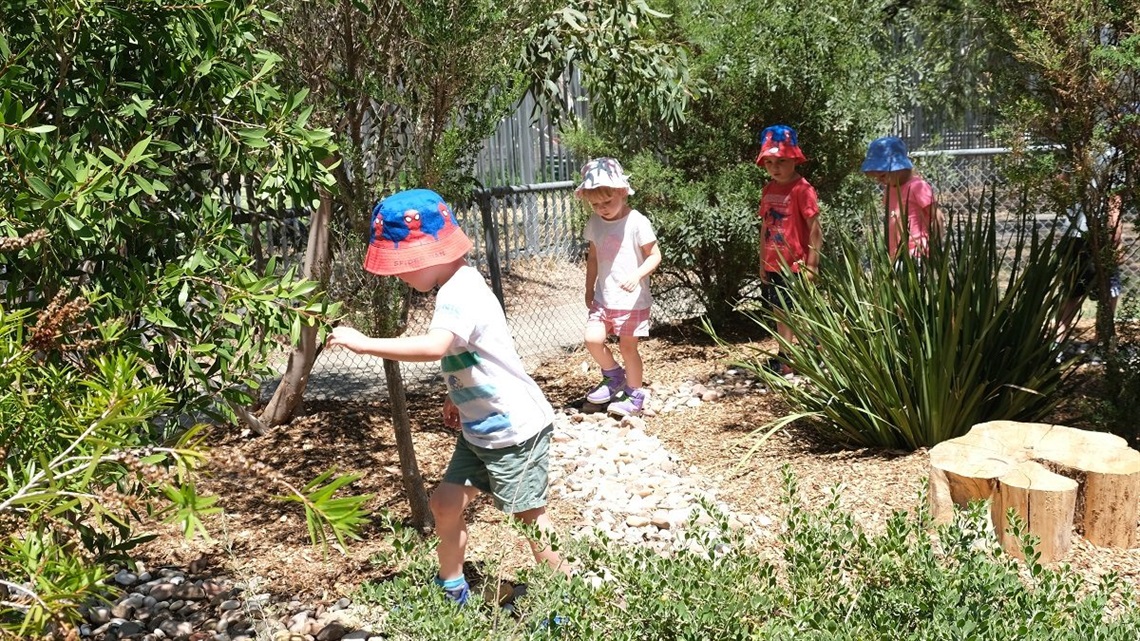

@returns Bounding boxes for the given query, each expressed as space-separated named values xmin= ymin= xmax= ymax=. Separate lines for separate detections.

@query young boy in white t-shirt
xmin=326 ymin=189 xmax=566 ymax=604
xmin=576 ymin=158 xmax=662 ymax=417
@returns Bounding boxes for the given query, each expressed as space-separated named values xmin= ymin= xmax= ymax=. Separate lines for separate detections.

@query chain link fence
xmin=913 ymin=148 xmax=1138 ymax=310
xmin=249 ymin=148 xmax=1137 ymax=401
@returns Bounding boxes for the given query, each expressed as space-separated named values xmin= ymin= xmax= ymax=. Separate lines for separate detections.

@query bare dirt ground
xmin=135 ymin=317 xmax=1140 ymax=610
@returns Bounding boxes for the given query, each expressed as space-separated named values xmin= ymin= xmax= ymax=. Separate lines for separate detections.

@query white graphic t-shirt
xmin=430 ymin=266 xmax=555 ymax=449
xmin=584 ymin=209 xmax=657 ymax=310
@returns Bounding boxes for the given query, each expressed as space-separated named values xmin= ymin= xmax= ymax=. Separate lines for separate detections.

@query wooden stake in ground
xmin=929 ymin=421 xmax=1140 ymax=562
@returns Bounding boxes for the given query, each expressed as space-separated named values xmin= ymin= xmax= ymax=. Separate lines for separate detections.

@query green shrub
xmin=631 ymin=154 xmax=763 ymax=323
xmin=0 ymin=299 xmax=200 ymax=635
xmin=354 ymin=470 xmax=1140 ymax=640
xmin=0 ymin=293 xmax=370 ymax=635
xmin=764 ymin=471 xmax=1140 ymax=640
xmin=0 ymin=1 xmax=336 ymax=428
xmin=734 ymin=190 xmax=1075 ymax=449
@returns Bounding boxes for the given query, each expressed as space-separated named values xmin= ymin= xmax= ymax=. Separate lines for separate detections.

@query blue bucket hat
xmin=861 ymin=136 xmax=913 ymax=172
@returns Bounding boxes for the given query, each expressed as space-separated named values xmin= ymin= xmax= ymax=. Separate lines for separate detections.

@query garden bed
xmin=134 ymin=316 xmax=1140 ymax=610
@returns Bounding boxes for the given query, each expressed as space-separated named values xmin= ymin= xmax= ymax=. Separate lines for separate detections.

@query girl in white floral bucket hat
xmin=574 ymin=157 xmax=660 ymax=417
xmin=575 ymin=157 xmax=636 ymax=196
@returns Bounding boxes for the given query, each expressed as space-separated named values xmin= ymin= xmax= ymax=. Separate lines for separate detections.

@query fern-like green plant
xmin=277 ymin=467 xmax=373 ymax=549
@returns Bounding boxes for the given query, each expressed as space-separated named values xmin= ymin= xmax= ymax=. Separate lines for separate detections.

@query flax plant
xmin=740 ymin=187 xmax=1074 ymax=449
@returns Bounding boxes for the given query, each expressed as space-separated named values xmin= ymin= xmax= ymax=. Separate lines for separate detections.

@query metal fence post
xmin=476 ymin=188 xmax=506 ymax=310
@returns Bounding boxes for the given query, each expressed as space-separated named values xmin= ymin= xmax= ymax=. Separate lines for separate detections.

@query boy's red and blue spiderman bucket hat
xmin=364 ymin=189 xmax=473 ymax=276
xmin=755 ymin=125 xmax=807 ymax=165
xmin=861 ymin=136 xmax=914 ymax=172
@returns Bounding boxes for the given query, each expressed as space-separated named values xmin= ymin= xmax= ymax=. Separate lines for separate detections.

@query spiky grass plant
xmin=737 ymin=188 xmax=1074 ymax=449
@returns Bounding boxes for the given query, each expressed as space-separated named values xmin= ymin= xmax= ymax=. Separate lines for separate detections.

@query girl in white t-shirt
xmin=575 ymin=158 xmax=662 ymax=417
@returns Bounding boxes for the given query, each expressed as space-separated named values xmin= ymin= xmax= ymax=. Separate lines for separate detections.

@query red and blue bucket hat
xmin=364 ymin=189 xmax=473 ymax=276
xmin=756 ymin=125 xmax=808 ymax=165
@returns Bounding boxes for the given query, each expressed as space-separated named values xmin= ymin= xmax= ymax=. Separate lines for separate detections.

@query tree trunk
xmin=929 ymin=421 xmax=1140 ymax=563
xmin=256 ymin=181 xmax=333 ymax=428
xmin=1089 ymin=216 xmax=1118 ymax=347
xmin=383 ymin=358 xmax=433 ymax=530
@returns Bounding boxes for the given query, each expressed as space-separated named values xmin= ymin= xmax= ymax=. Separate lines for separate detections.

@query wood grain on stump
xmin=929 ymin=421 xmax=1140 ymax=562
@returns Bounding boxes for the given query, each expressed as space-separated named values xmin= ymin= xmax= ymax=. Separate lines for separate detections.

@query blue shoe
xmin=435 ymin=576 xmax=470 ymax=606
xmin=443 ymin=582 xmax=469 ymax=605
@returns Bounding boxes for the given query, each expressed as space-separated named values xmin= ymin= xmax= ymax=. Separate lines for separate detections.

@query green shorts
xmin=442 ymin=424 xmax=553 ymax=514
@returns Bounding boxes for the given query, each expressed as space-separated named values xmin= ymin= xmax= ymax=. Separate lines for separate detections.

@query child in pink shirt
xmin=861 ymin=136 xmax=943 ymax=258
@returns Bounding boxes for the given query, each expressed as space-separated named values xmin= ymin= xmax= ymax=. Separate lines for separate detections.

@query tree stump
xmin=929 ymin=420 xmax=1140 ymax=562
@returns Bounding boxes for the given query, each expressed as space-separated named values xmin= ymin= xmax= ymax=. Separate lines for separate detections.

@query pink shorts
xmin=587 ymin=305 xmax=651 ymax=337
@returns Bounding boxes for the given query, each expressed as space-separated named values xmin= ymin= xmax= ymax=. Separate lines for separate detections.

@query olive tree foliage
xmin=264 ymin=0 xmax=700 ymax=524
xmin=270 ymin=0 xmax=556 ymax=209
xmin=0 ymin=1 xmax=367 ymax=632
xmin=882 ymin=0 xmax=1006 ymax=123
xmin=524 ymin=0 xmax=703 ymax=135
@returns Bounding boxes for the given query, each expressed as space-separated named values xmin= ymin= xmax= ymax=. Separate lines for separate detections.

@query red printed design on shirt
xmin=759 ymin=177 xmax=819 ymax=273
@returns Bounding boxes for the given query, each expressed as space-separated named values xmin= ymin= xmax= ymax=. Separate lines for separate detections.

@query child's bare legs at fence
xmin=430 ymin=482 xmax=480 ymax=581
xmin=1057 ymin=296 xmax=1083 ymax=338
xmin=584 ymin=323 xmax=619 ymax=370
xmin=618 ymin=335 xmax=644 ymax=388
xmin=513 ymin=506 xmax=571 ymax=577
xmin=1058 ymin=294 xmax=1118 ymax=340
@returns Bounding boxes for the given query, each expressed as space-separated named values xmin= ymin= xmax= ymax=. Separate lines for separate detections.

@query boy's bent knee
xmin=430 ymin=483 xmax=472 ymax=520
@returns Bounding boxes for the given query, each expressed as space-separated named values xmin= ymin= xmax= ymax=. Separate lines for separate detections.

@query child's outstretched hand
xmin=326 ymin=326 xmax=369 ymax=353
xmin=442 ymin=397 xmax=461 ymax=430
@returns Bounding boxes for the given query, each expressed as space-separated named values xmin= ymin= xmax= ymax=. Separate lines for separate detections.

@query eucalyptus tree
xmin=264 ymin=0 xmax=699 ymax=526
xmin=888 ymin=0 xmax=1140 ymax=346
xmin=984 ymin=0 xmax=1139 ymax=346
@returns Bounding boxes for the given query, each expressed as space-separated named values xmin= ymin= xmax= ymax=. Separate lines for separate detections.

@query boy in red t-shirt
xmin=756 ymin=124 xmax=822 ymax=376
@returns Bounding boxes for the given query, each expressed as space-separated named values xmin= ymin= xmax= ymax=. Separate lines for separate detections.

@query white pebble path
xmin=549 ymin=367 xmax=776 ymax=556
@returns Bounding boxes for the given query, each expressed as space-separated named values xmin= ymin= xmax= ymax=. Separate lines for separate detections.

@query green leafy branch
xmin=275 ymin=467 xmax=373 ymax=550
